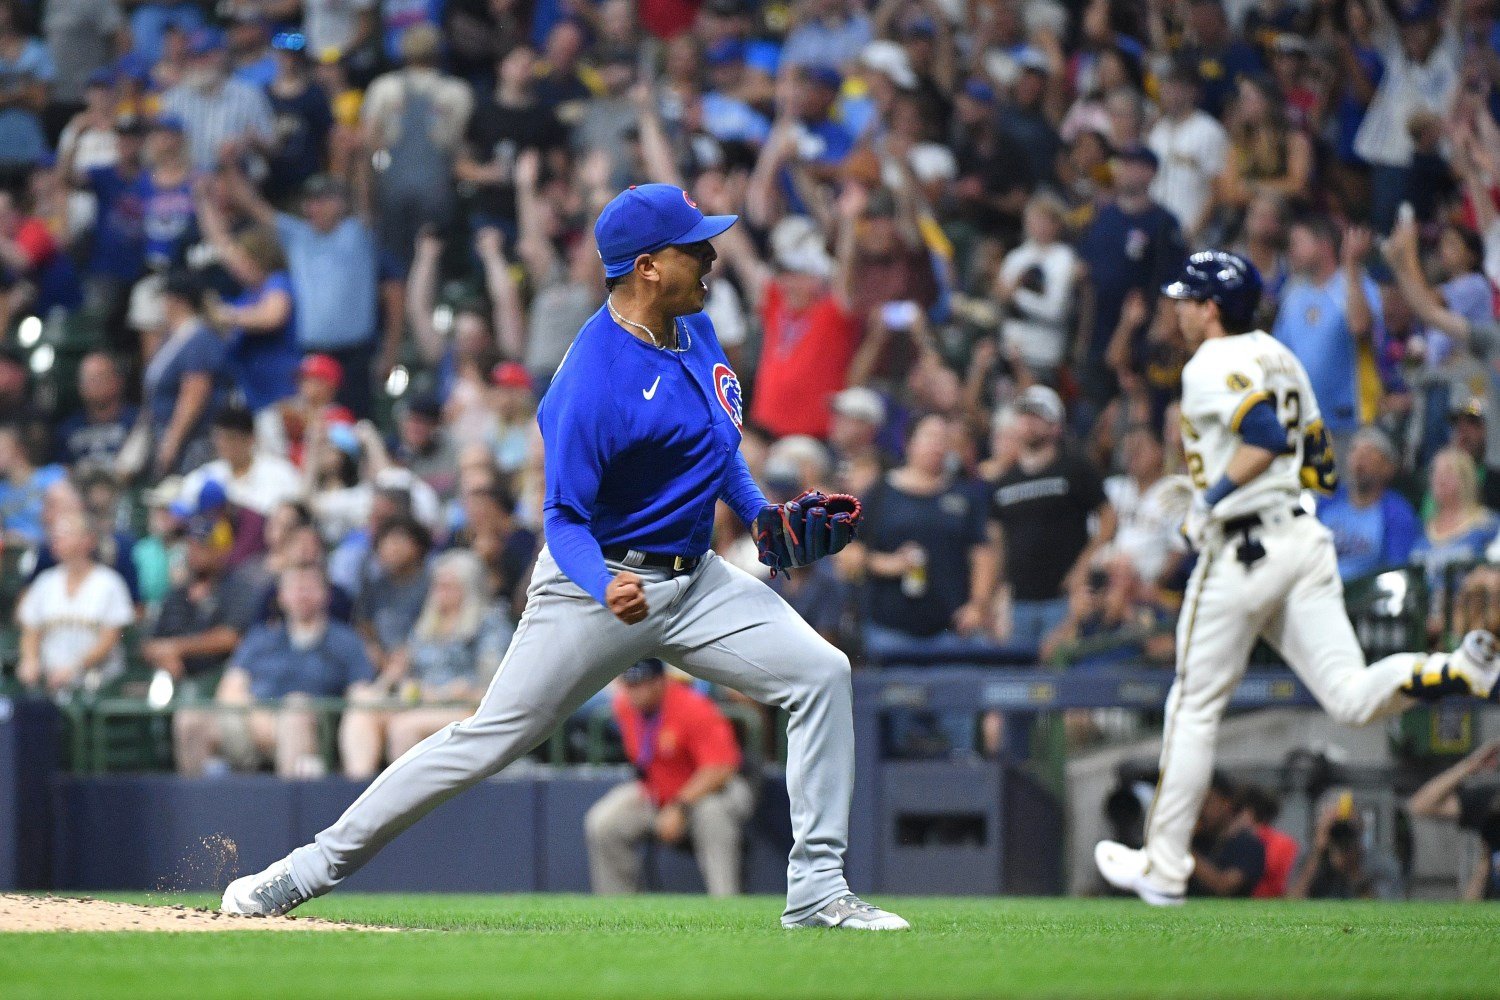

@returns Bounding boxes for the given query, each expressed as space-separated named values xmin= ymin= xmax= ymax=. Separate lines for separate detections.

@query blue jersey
xmin=538 ymin=307 xmax=766 ymax=605
xmin=1273 ymin=271 xmax=1383 ymax=434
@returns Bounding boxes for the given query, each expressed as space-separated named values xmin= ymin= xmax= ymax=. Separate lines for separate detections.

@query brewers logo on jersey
xmin=1178 ymin=330 xmax=1322 ymax=522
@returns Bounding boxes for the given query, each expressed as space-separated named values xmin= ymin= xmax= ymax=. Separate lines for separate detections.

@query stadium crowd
xmin=0 ymin=0 xmax=1497 ymax=802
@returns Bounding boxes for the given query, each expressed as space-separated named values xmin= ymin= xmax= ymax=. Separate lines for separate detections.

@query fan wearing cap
xmin=267 ymin=353 xmax=349 ymax=467
xmin=159 ymin=27 xmax=275 ymax=170
xmin=710 ymin=209 xmax=860 ymax=440
xmin=56 ymin=69 xmax=123 ymax=182
xmin=1076 ymin=143 xmax=1185 ymax=406
xmin=1315 ymin=426 xmax=1419 ymax=581
xmin=226 ymin=181 xmax=909 ymax=933
xmin=585 ymin=658 xmax=753 ymax=896
xmin=142 ymin=485 xmax=262 ymax=687
xmin=124 ymin=115 xmax=196 ymax=272
xmin=487 ymin=361 xmax=536 ymax=476
xmin=263 ymin=30 xmax=334 ymax=201
xmin=66 ymin=116 xmax=147 ymax=315
xmin=1351 ymin=0 xmax=1462 ymax=232
xmin=987 ymin=385 xmax=1116 ymax=651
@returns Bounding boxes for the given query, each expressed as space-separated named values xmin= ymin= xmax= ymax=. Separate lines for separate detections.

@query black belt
xmin=1222 ymin=507 xmax=1305 ymax=536
xmin=601 ymin=546 xmax=702 ymax=574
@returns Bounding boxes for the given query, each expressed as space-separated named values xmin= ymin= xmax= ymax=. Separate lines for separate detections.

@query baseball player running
xmin=1096 ymin=251 xmax=1500 ymax=905
xmin=221 ymin=184 xmax=907 ymax=931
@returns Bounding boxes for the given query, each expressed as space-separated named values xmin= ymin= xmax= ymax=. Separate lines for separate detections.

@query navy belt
xmin=601 ymin=546 xmax=702 ymax=573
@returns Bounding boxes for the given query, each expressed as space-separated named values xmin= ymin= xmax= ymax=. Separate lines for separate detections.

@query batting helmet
xmin=1162 ymin=250 xmax=1263 ymax=330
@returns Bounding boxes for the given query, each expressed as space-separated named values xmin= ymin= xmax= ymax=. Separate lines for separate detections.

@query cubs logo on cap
xmin=713 ymin=363 xmax=743 ymax=429
xmin=594 ymin=184 xmax=738 ymax=279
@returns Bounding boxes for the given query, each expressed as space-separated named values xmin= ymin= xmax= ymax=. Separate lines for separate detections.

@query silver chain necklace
xmin=606 ymin=296 xmax=690 ymax=352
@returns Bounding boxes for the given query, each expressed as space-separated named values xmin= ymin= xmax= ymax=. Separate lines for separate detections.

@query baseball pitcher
xmin=1096 ymin=251 xmax=1500 ymax=904
xmin=221 ymin=184 xmax=908 ymax=931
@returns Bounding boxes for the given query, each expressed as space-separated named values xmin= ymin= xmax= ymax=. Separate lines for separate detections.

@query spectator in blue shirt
xmin=1175 ymin=0 xmax=1264 ymax=119
xmin=1273 ymin=217 xmax=1382 ymax=441
xmin=195 ymin=186 xmax=299 ymax=416
xmin=263 ymin=30 xmax=334 ymax=202
xmin=699 ymin=40 xmax=771 ymax=145
xmin=997 ymin=50 xmax=1062 ymax=188
xmin=1413 ymin=447 xmax=1498 ymax=633
xmin=55 ymin=352 xmax=137 ymax=468
xmin=1317 ymin=427 xmax=1420 ymax=581
xmin=136 ymin=116 xmax=197 ymax=272
xmin=780 ymin=0 xmax=872 ymax=70
xmin=225 ymin=166 xmax=381 ymax=417
xmin=792 ymin=66 xmax=855 ymax=170
xmin=174 ymin=562 xmax=374 ymax=778
xmin=73 ymin=116 xmax=149 ymax=316
xmin=0 ymin=5 xmax=53 ymax=169
xmin=0 ymin=421 xmax=66 ymax=547
xmin=160 ymin=28 xmax=275 ymax=171
xmin=1075 ymin=146 xmax=1185 ymax=411
xmin=143 ymin=270 xmax=227 ymax=477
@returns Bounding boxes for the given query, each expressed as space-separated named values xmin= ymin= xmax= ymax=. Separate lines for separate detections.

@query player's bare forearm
xmin=1224 ymin=444 xmax=1276 ymax=488
xmin=1064 ymin=504 xmax=1115 ymax=589
xmin=672 ymin=764 xmax=736 ymax=807
xmin=75 ymin=627 xmax=124 ymax=673
xmin=1465 ymin=854 xmax=1489 ymax=901
xmin=1408 ymin=739 xmax=1499 ymax=818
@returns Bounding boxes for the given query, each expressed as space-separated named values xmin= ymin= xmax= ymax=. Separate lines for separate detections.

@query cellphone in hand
xmin=881 ymin=300 xmax=921 ymax=331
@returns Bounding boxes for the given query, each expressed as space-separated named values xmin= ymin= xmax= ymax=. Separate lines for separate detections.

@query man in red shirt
xmin=585 ymin=659 xmax=754 ymax=896
xmin=1243 ymin=784 xmax=1300 ymax=898
xmin=716 ymin=210 xmax=861 ymax=440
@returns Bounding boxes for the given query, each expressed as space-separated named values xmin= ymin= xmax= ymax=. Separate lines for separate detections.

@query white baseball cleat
xmin=1447 ymin=630 xmax=1500 ymax=699
xmin=1403 ymin=630 xmax=1500 ymax=701
xmin=783 ymin=893 xmax=910 ymax=930
xmin=221 ymin=858 xmax=312 ymax=917
xmin=1094 ymin=841 xmax=1184 ymax=907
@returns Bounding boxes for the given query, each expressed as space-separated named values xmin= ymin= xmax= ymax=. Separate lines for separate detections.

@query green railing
xmin=0 ymin=559 xmax=1478 ymax=773
xmin=45 ymin=689 xmax=777 ymax=776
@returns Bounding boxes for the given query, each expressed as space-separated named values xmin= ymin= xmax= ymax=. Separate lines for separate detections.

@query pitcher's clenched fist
xmin=606 ymin=571 xmax=649 ymax=624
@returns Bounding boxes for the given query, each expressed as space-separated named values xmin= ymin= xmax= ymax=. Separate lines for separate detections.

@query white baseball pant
xmin=1142 ymin=511 xmax=1426 ymax=893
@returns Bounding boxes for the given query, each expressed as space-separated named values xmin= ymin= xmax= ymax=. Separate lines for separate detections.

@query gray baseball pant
xmin=288 ymin=547 xmax=854 ymax=922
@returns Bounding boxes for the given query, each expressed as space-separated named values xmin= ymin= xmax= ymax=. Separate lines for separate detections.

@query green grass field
xmin=4 ymin=894 xmax=1498 ymax=999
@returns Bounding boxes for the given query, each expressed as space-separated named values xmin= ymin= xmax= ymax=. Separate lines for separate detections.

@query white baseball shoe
xmin=1404 ymin=630 xmax=1500 ymax=701
xmin=783 ymin=893 xmax=910 ymax=930
xmin=1094 ymin=841 xmax=1184 ymax=906
xmin=221 ymin=857 xmax=312 ymax=917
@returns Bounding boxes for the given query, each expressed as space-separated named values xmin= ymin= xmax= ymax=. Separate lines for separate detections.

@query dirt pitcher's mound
xmin=0 ymin=894 xmax=389 ymax=932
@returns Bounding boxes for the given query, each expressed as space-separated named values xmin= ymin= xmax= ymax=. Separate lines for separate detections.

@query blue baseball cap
xmin=620 ymin=658 xmax=666 ymax=684
xmin=594 ymin=184 xmax=737 ymax=280
xmin=187 ymin=28 xmax=226 ymax=56
xmin=171 ymin=478 xmax=227 ymax=519
xmin=705 ymin=38 xmax=746 ymax=67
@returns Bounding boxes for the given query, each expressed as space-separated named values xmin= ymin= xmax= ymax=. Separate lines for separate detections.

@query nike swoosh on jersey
xmin=643 ymin=376 xmax=661 ymax=400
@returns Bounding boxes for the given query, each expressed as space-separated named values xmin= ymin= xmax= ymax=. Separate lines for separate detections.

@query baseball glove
xmin=755 ymin=490 xmax=863 ymax=574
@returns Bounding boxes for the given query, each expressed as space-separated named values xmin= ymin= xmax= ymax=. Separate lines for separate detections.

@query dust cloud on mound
xmin=0 ymin=894 xmax=389 ymax=932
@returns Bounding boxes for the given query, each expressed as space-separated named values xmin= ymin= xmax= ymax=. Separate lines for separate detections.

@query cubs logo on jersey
xmin=713 ymin=363 xmax=743 ymax=428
